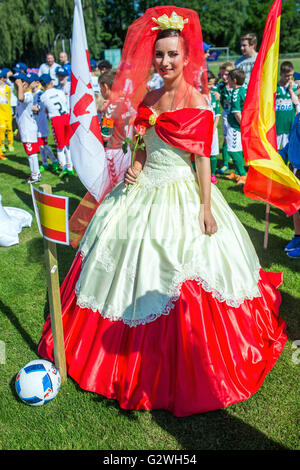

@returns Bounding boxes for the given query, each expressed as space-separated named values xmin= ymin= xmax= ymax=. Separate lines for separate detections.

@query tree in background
xmin=0 ymin=0 xmax=107 ymax=67
xmin=244 ymin=0 xmax=300 ymax=53
xmin=0 ymin=0 xmax=299 ymax=68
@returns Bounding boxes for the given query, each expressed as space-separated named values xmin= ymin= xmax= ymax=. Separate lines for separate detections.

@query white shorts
xmin=222 ymin=111 xmax=229 ymax=139
xmin=211 ymin=128 xmax=219 ymax=156
xmin=277 ymin=134 xmax=289 ymax=150
xmin=227 ymin=126 xmax=242 ymax=152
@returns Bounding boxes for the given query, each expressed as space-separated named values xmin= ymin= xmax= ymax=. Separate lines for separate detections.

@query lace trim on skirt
xmin=75 ymin=251 xmax=262 ymax=327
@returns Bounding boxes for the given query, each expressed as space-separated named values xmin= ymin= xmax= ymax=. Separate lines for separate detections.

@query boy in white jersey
xmin=30 ymin=73 xmax=59 ymax=173
xmin=39 ymin=74 xmax=73 ymax=177
xmin=12 ymin=72 xmax=41 ymax=183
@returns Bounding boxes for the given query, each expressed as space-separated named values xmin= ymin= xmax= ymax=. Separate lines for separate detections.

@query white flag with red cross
xmin=69 ymin=0 xmax=107 ymax=201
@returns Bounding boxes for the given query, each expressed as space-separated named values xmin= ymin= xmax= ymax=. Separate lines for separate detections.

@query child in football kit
xmin=207 ymin=71 xmax=221 ymax=184
xmin=39 ymin=74 xmax=74 ymax=177
xmin=276 ymin=61 xmax=299 ymax=152
xmin=0 ymin=69 xmax=14 ymax=155
xmin=13 ymin=72 xmax=41 ymax=183
xmin=56 ymin=66 xmax=71 ymax=111
xmin=225 ymin=68 xmax=247 ymax=186
xmin=278 ymin=113 xmax=300 ymax=259
xmin=30 ymin=74 xmax=59 ymax=173
xmin=215 ymin=62 xmax=234 ymax=175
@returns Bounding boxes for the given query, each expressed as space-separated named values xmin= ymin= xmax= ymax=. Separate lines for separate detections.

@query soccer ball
xmin=15 ymin=359 xmax=61 ymax=406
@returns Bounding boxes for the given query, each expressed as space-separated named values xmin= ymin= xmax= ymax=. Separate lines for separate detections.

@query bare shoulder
xmin=189 ymin=87 xmax=210 ymax=109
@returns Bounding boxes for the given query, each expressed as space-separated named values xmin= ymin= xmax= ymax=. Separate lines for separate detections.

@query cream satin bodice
xmin=138 ymin=127 xmax=196 ymax=189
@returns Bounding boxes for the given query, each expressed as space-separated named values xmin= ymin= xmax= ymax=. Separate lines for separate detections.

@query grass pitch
xmin=0 ymin=122 xmax=299 ymax=451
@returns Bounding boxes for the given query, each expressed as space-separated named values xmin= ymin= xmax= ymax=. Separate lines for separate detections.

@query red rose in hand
xmin=135 ymin=124 xmax=146 ymax=136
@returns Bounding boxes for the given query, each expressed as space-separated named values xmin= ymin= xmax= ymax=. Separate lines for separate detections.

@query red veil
xmin=69 ymin=6 xmax=209 ymax=248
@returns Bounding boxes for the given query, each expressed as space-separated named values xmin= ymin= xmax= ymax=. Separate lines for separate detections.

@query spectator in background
xmin=98 ymin=60 xmax=112 ymax=75
xmin=38 ymin=52 xmax=59 ymax=87
xmin=235 ymin=33 xmax=258 ymax=86
xmin=59 ymin=51 xmax=71 ymax=79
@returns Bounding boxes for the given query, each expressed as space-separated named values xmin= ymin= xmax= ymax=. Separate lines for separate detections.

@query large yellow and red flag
xmin=31 ymin=186 xmax=69 ymax=245
xmin=241 ymin=0 xmax=300 ymax=216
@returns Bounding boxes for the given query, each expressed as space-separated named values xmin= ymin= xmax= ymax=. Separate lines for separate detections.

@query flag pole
xmin=40 ymin=184 xmax=67 ymax=384
xmin=264 ymin=203 xmax=270 ymax=249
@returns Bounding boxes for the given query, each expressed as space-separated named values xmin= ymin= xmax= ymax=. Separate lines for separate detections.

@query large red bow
xmin=134 ymin=103 xmax=213 ymax=158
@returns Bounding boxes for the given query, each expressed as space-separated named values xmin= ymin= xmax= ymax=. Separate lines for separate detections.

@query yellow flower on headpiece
xmin=149 ymin=114 xmax=157 ymax=126
xmin=152 ymin=11 xmax=188 ymax=32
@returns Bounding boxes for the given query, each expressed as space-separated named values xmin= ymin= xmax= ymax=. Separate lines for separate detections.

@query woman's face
xmin=154 ymin=36 xmax=187 ymax=82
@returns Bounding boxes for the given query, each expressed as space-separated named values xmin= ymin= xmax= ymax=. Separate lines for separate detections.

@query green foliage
xmin=0 ymin=1 xmax=299 ymax=69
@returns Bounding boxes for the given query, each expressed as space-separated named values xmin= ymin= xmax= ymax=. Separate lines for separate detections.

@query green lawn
xmin=0 ymin=124 xmax=299 ymax=451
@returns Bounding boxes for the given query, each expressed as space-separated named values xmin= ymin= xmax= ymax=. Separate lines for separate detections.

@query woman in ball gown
xmin=38 ymin=6 xmax=287 ymax=417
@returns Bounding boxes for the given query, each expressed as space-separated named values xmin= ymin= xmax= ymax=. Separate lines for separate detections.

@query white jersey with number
xmin=57 ymin=82 xmax=71 ymax=111
xmin=16 ymin=91 xmax=38 ymax=143
xmin=33 ymin=89 xmax=49 ymax=137
xmin=40 ymin=88 xmax=69 ymax=119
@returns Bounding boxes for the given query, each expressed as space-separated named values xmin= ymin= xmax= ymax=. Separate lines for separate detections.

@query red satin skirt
xmin=38 ymin=253 xmax=287 ymax=417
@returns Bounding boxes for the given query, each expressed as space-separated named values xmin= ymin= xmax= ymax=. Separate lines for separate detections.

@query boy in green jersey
xmin=207 ymin=71 xmax=221 ymax=183
xmin=215 ymin=62 xmax=234 ymax=175
xmin=276 ymin=61 xmax=299 ymax=152
xmin=225 ymin=69 xmax=247 ymax=186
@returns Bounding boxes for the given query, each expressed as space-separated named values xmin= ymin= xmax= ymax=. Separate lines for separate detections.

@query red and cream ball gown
xmin=38 ymin=102 xmax=287 ymax=417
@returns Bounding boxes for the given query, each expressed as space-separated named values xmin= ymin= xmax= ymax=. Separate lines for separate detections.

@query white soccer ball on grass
xmin=15 ymin=359 xmax=61 ymax=406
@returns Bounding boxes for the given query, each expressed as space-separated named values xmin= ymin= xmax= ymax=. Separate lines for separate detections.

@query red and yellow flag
xmin=31 ymin=186 xmax=69 ymax=245
xmin=241 ymin=0 xmax=300 ymax=216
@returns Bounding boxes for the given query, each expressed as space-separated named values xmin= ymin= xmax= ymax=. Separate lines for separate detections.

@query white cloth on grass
xmin=0 ymin=195 xmax=32 ymax=246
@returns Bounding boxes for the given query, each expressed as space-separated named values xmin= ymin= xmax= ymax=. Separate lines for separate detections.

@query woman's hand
xmin=124 ymin=166 xmax=141 ymax=186
xmin=199 ymin=207 xmax=218 ymax=235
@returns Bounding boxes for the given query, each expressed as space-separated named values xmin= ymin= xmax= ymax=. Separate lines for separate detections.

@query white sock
xmin=57 ymin=148 xmax=66 ymax=170
xmin=28 ymin=154 xmax=40 ymax=178
xmin=64 ymin=146 xmax=73 ymax=170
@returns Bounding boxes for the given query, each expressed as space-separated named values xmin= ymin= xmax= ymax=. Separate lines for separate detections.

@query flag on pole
xmin=31 ymin=185 xmax=69 ymax=245
xmin=70 ymin=0 xmax=106 ymax=201
xmin=241 ymin=0 xmax=300 ymax=216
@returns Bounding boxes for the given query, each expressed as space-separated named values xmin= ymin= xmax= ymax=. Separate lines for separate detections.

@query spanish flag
xmin=31 ymin=186 xmax=69 ymax=245
xmin=241 ymin=0 xmax=300 ymax=216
